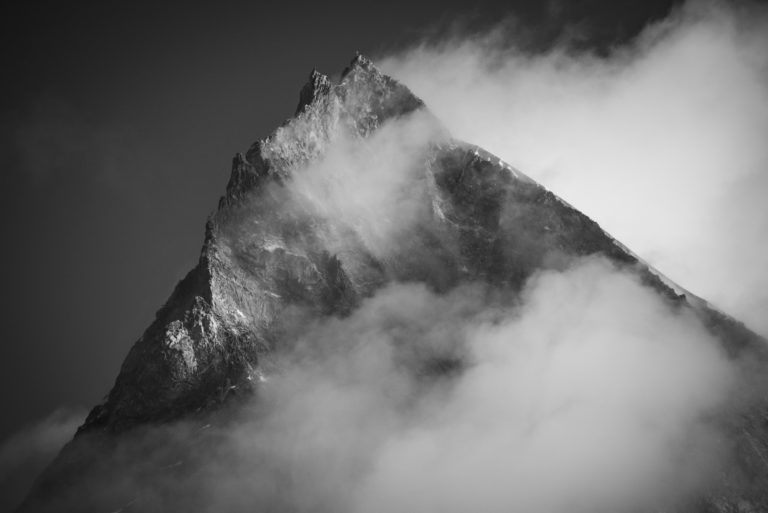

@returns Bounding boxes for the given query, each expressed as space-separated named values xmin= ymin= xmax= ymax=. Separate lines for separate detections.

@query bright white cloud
xmin=379 ymin=0 xmax=768 ymax=335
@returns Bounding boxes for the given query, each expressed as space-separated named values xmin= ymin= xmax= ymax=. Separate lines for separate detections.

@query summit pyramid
xmin=20 ymin=55 xmax=768 ymax=513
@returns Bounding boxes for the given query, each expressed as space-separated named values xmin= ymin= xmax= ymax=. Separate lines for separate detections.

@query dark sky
xmin=0 ymin=0 xmax=685 ymax=439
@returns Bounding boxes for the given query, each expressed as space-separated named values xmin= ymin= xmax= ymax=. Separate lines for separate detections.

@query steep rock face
xmin=80 ymin=54 xmax=428 ymax=434
xmin=21 ymin=55 xmax=768 ymax=512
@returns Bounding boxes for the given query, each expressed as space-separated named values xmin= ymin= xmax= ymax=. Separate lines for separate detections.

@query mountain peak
xmin=295 ymin=68 xmax=331 ymax=115
xmin=58 ymin=55 xmax=762 ymax=437
xmin=344 ymin=52 xmax=376 ymax=74
xmin=19 ymin=55 xmax=768 ymax=513
xmin=230 ymin=56 xmax=425 ymax=205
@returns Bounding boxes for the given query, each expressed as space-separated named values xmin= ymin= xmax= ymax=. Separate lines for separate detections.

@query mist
xmin=284 ymin=109 xmax=446 ymax=259
xmin=379 ymin=0 xmax=768 ymax=336
xmin=13 ymin=258 xmax=740 ymax=513
xmin=18 ymin=257 xmax=740 ymax=513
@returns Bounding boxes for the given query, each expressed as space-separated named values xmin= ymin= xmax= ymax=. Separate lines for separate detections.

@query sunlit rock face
xmin=19 ymin=56 xmax=768 ymax=513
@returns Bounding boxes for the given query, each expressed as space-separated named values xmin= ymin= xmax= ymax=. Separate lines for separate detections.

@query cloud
xmin=285 ymin=110 xmax=446 ymax=258
xmin=378 ymin=0 xmax=768 ymax=336
xmin=351 ymin=259 xmax=733 ymax=513
xmin=244 ymin=260 xmax=736 ymax=513
xmin=22 ymin=259 xmax=745 ymax=513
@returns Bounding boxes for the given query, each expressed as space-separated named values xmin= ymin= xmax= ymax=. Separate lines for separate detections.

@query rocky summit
xmin=19 ymin=55 xmax=768 ymax=513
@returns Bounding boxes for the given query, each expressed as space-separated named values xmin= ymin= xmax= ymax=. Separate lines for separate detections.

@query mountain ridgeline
xmin=20 ymin=55 xmax=768 ymax=513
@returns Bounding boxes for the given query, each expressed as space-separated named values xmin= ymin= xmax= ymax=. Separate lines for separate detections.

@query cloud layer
xmin=23 ymin=258 xmax=743 ymax=513
xmin=380 ymin=0 xmax=768 ymax=335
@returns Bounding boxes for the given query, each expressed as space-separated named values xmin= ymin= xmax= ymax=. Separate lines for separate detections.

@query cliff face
xmin=20 ymin=55 xmax=768 ymax=512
